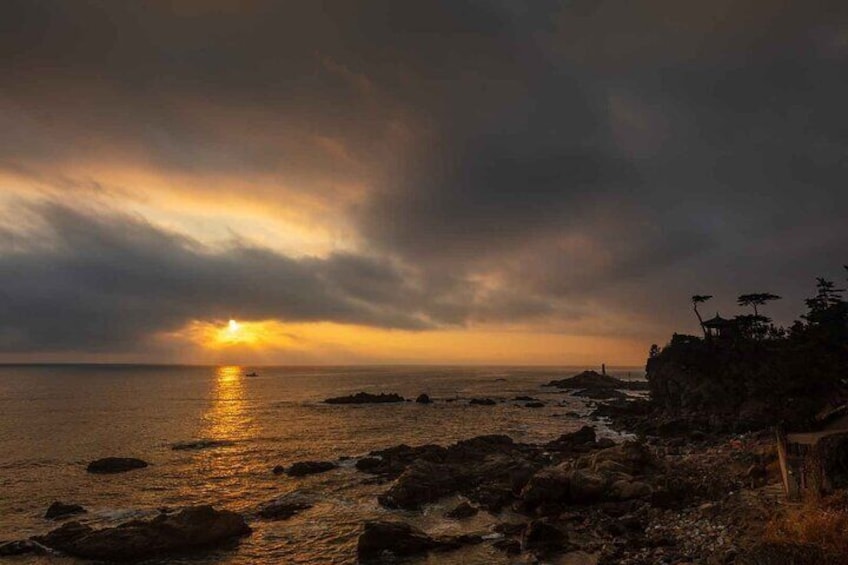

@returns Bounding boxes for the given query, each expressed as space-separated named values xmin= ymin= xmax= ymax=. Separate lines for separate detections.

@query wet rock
xmin=86 ymin=457 xmax=148 ymax=474
xmin=522 ymin=519 xmax=568 ymax=556
xmin=378 ymin=461 xmax=460 ymax=509
xmin=469 ymin=398 xmax=497 ymax=406
xmin=545 ymin=425 xmax=598 ymax=453
xmin=415 ymin=393 xmax=432 ymax=404
xmin=324 ymin=392 xmax=405 ymax=404
xmin=34 ymin=505 xmax=251 ymax=561
xmin=286 ymin=461 xmax=337 ymax=477
xmin=493 ymin=538 xmax=521 ymax=554
xmin=356 ymin=521 xmax=469 ymax=562
xmin=445 ymin=501 xmax=478 ymax=519
xmin=525 ymin=402 xmax=545 ymax=408
xmin=257 ymin=492 xmax=313 ymax=520
xmin=0 ymin=540 xmax=39 ymax=556
xmin=44 ymin=501 xmax=86 ymax=520
xmin=171 ymin=439 xmax=235 ymax=451
xmin=272 ymin=465 xmax=285 ymax=475
xmin=514 ymin=396 xmax=539 ymax=401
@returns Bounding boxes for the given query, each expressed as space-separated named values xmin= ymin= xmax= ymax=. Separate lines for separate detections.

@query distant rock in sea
xmin=257 ymin=492 xmax=314 ymax=520
xmin=285 ymin=461 xmax=337 ymax=477
xmin=324 ymin=392 xmax=405 ymax=404
xmin=86 ymin=457 xmax=149 ymax=474
xmin=415 ymin=393 xmax=432 ymax=404
xmin=170 ymin=439 xmax=235 ymax=451
xmin=543 ymin=370 xmax=648 ymax=391
xmin=469 ymin=398 xmax=497 ymax=406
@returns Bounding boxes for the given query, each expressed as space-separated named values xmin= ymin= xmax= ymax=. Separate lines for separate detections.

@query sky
xmin=1 ymin=0 xmax=847 ymax=365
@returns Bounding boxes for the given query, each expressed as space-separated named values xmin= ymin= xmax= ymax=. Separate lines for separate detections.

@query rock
xmin=257 ymin=492 xmax=313 ymax=520
xmin=545 ymin=370 xmax=647 ymax=390
xmin=44 ymin=501 xmax=86 ymax=520
xmin=415 ymin=393 xmax=432 ymax=404
xmin=545 ymin=425 xmax=598 ymax=452
xmin=34 ymin=505 xmax=251 ymax=561
xmin=469 ymin=398 xmax=497 ymax=406
xmin=324 ymin=392 xmax=405 ymax=404
xmin=514 ymin=396 xmax=538 ymax=401
xmin=356 ymin=521 xmax=465 ymax=562
xmin=521 ymin=463 xmax=572 ymax=510
xmin=0 ymin=540 xmax=39 ymax=556
xmin=171 ymin=439 xmax=235 ymax=451
xmin=522 ymin=519 xmax=568 ymax=556
xmin=286 ymin=461 xmax=337 ymax=476
xmin=568 ymin=469 xmax=608 ymax=503
xmin=493 ymin=538 xmax=521 ymax=554
xmin=272 ymin=465 xmax=285 ymax=475
xmin=525 ymin=402 xmax=545 ymax=408
xmin=494 ymin=522 xmax=527 ymax=536
xmin=86 ymin=457 xmax=148 ymax=474
xmin=610 ymin=479 xmax=653 ymax=500
xmin=445 ymin=501 xmax=478 ymax=519
xmin=378 ymin=461 xmax=461 ymax=509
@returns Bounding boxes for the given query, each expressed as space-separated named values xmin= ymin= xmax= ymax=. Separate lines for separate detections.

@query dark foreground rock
xmin=286 ymin=461 xmax=337 ymax=476
xmin=444 ymin=501 xmax=478 ymax=519
xmin=324 ymin=392 xmax=405 ymax=404
xmin=86 ymin=457 xmax=149 ymax=474
xmin=33 ymin=505 xmax=251 ymax=561
xmin=356 ymin=521 xmax=480 ymax=563
xmin=415 ymin=393 xmax=432 ymax=404
xmin=45 ymin=501 xmax=86 ymax=520
xmin=0 ymin=540 xmax=39 ymax=556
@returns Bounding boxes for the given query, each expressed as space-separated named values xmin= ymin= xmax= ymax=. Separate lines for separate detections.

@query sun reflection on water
xmin=203 ymin=366 xmax=256 ymax=442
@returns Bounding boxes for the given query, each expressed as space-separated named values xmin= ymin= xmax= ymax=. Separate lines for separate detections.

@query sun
xmin=228 ymin=319 xmax=240 ymax=333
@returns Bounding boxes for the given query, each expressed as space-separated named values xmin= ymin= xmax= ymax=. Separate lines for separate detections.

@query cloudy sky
xmin=1 ymin=0 xmax=846 ymax=365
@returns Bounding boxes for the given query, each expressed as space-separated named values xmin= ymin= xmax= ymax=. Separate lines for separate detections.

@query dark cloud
xmin=1 ymin=1 xmax=847 ymax=356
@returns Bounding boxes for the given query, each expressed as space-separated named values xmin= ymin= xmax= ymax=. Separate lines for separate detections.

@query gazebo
xmin=702 ymin=313 xmax=734 ymax=338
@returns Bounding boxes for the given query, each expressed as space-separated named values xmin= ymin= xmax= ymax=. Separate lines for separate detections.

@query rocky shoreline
xmin=1 ymin=373 xmax=793 ymax=564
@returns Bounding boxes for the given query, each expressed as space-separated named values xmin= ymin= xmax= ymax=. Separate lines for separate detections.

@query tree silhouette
xmin=691 ymin=295 xmax=712 ymax=336
xmin=737 ymin=293 xmax=781 ymax=317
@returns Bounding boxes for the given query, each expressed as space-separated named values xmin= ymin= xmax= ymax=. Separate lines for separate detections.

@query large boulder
xmin=378 ymin=461 xmax=462 ymax=509
xmin=356 ymin=521 xmax=477 ymax=562
xmin=324 ymin=392 xmax=405 ymax=404
xmin=86 ymin=457 xmax=148 ymax=474
xmin=286 ymin=461 xmax=337 ymax=477
xmin=45 ymin=501 xmax=86 ymax=520
xmin=520 ymin=463 xmax=572 ymax=509
xmin=34 ymin=505 xmax=251 ymax=561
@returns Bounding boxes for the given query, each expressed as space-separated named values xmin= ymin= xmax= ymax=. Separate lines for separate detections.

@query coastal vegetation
xmin=649 ymin=267 xmax=848 ymax=431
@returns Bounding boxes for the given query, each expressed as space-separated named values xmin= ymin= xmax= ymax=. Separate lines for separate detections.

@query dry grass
xmin=763 ymin=492 xmax=848 ymax=555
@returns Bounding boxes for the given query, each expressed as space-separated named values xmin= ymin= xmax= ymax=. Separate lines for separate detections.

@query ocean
xmin=0 ymin=364 xmax=643 ymax=564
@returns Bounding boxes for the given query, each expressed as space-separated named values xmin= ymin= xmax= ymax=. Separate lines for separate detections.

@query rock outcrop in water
xmin=33 ymin=505 xmax=251 ymax=561
xmin=544 ymin=370 xmax=648 ymax=391
xmin=86 ymin=457 xmax=149 ymax=474
xmin=285 ymin=461 xmax=337 ymax=476
xmin=356 ymin=521 xmax=481 ymax=562
xmin=324 ymin=392 xmax=405 ymax=404
xmin=257 ymin=492 xmax=314 ymax=520
xmin=415 ymin=393 xmax=432 ymax=404
xmin=44 ymin=501 xmax=86 ymax=520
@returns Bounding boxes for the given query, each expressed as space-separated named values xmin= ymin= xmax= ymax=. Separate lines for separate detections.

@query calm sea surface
xmin=0 ymin=365 xmax=643 ymax=564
